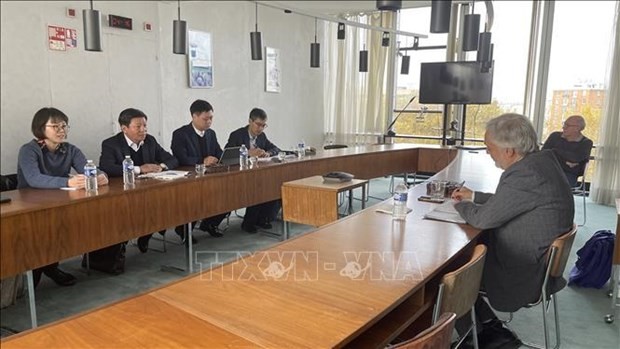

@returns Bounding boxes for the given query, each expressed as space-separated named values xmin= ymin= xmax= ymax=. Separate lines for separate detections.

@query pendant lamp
xmin=430 ymin=0 xmax=452 ymax=33
xmin=173 ymin=0 xmax=187 ymax=54
xmin=250 ymin=2 xmax=262 ymax=60
xmin=310 ymin=18 xmax=320 ymax=68
xmin=83 ymin=0 xmax=102 ymax=51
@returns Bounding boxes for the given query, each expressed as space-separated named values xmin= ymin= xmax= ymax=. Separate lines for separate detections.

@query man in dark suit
xmin=452 ymin=113 xmax=574 ymax=348
xmin=100 ymin=108 xmax=180 ymax=252
xmin=171 ymin=99 xmax=227 ymax=238
xmin=225 ymin=107 xmax=281 ymax=233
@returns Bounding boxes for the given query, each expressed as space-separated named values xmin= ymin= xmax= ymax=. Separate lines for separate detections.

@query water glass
xmin=195 ymin=163 xmax=205 ymax=176
xmin=249 ymin=156 xmax=258 ymax=168
xmin=430 ymin=180 xmax=446 ymax=199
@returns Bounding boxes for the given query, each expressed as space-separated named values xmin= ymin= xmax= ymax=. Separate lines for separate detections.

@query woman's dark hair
xmin=118 ymin=108 xmax=148 ymax=127
xmin=31 ymin=107 xmax=69 ymax=140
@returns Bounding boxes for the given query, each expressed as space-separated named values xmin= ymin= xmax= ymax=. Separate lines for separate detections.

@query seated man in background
xmin=225 ymin=107 xmax=281 ymax=234
xmin=171 ymin=99 xmax=227 ymax=238
xmin=99 ymin=108 xmax=180 ymax=254
xmin=452 ymin=113 xmax=574 ymax=349
xmin=542 ymin=114 xmax=593 ymax=186
xmin=18 ymin=107 xmax=108 ymax=286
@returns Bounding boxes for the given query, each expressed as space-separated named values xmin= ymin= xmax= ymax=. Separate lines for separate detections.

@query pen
xmin=457 ymin=181 xmax=465 ymax=191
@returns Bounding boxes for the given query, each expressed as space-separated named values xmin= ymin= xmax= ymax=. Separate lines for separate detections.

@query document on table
xmin=424 ymin=200 xmax=467 ymax=224
xmin=138 ymin=170 xmax=189 ymax=180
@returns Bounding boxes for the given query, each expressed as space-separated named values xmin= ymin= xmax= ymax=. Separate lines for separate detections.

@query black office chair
xmin=572 ymin=162 xmax=589 ymax=226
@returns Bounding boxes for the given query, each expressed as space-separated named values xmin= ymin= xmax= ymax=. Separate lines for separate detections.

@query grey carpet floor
xmin=1 ymin=178 xmax=619 ymax=348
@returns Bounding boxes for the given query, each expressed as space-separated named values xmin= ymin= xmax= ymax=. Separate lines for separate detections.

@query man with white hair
xmin=452 ymin=113 xmax=574 ymax=348
xmin=542 ymin=114 xmax=593 ymax=186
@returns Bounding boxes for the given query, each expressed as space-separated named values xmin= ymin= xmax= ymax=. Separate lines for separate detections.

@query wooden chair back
xmin=391 ymin=312 xmax=457 ymax=349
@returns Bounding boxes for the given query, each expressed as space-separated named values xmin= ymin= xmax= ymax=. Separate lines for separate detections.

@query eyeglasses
xmin=253 ymin=121 xmax=268 ymax=128
xmin=46 ymin=123 xmax=70 ymax=132
xmin=562 ymin=122 xmax=579 ymax=129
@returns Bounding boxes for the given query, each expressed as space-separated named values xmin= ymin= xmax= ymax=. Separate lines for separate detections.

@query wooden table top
xmin=283 ymin=175 xmax=368 ymax=192
xmin=2 ymin=149 xmax=499 ymax=348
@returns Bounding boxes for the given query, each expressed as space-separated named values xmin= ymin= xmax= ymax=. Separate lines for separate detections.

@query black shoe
xmin=474 ymin=324 xmax=521 ymax=349
xmin=137 ymin=235 xmax=150 ymax=253
xmin=256 ymin=220 xmax=273 ymax=229
xmin=203 ymin=225 xmax=224 ymax=238
xmin=43 ymin=267 xmax=76 ymax=286
xmin=241 ymin=223 xmax=257 ymax=234
xmin=175 ymin=226 xmax=198 ymax=244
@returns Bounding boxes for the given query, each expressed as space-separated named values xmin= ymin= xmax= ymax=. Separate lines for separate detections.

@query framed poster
xmin=265 ymin=47 xmax=281 ymax=93
xmin=188 ymin=29 xmax=213 ymax=88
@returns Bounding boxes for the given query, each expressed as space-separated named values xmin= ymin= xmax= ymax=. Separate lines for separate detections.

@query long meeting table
xmin=1 ymin=145 xmax=503 ymax=347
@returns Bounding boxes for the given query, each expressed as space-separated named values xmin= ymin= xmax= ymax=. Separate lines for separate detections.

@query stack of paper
xmin=138 ymin=170 xmax=189 ymax=181
xmin=424 ymin=200 xmax=467 ymax=224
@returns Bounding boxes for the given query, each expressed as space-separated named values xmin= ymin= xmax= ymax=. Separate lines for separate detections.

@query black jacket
xmin=171 ymin=124 xmax=223 ymax=166
xmin=225 ymin=126 xmax=279 ymax=156
xmin=99 ymin=132 xmax=178 ymax=177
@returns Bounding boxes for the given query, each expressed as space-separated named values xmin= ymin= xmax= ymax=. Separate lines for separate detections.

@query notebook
xmin=424 ymin=200 xmax=467 ymax=224
xmin=219 ymin=146 xmax=241 ymax=166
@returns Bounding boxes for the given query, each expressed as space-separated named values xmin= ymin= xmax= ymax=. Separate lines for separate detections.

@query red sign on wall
xmin=48 ymin=25 xmax=77 ymax=51
xmin=48 ymin=25 xmax=66 ymax=51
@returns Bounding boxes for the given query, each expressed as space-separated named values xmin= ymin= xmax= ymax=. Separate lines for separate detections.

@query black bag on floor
xmin=82 ymin=243 xmax=126 ymax=275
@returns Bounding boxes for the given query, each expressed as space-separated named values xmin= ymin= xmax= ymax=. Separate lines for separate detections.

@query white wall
xmin=0 ymin=1 xmax=324 ymax=173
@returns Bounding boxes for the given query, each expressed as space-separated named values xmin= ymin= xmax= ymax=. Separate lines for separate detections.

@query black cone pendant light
xmin=173 ymin=0 xmax=187 ymax=54
xmin=310 ymin=18 xmax=320 ymax=68
xmin=250 ymin=2 xmax=262 ymax=60
xmin=359 ymin=44 xmax=368 ymax=72
xmin=430 ymin=0 xmax=452 ymax=33
xmin=83 ymin=0 xmax=102 ymax=51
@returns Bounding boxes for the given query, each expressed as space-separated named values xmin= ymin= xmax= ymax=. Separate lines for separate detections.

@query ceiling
xmin=266 ymin=1 xmax=432 ymax=16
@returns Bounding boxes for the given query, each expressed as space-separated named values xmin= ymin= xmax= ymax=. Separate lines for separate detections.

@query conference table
xmin=1 ymin=145 xmax=502 ymax=347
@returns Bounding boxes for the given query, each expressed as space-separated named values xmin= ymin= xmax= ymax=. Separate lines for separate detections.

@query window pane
xmin=394 ymin=7 xmax=446 ymax=144
xmin=393 ymin=2 xmax=532 ymax=144
xmin=542 ymin=1 xmax=615 ymax=181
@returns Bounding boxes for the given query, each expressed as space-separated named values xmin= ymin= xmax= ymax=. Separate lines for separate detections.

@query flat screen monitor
xmin=419 ymin=61 xmax=493 ymax=105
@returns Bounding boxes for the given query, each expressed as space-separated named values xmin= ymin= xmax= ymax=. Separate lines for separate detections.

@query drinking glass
xmin=430 ymin=180 xmax=446 ymax=199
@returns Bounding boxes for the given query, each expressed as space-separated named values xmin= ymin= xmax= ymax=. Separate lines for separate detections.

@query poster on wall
xmin=265 ymin=47 xmax=281 ymax=93
xmin=48 ymin=26 xmax=77 ymax=51
xmin=188 ymin=29 xmax=213 ymax=88
xmin=48 ymin=25 xmax=66 ymax=51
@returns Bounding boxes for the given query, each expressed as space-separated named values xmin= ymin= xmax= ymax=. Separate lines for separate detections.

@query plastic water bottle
xmin=239 ymin=144 xmax=248 ymax=168
xmin=84 ymin=160 xmax=98 ymax=192
xmin=393 ymin=181 xmax=409 ymax=220
xmin=297 ymin=140 xmax=305 ymax=158
xmin=122 ymin=156 xmax=135 ymax=185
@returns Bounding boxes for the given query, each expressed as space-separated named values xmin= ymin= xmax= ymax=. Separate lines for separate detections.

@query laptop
xmin=218 ymin=146 xmax=241 ymax=166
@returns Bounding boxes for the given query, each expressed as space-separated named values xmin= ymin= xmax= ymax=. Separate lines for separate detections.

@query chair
xmin=323 ymin=144 xmax=348 ymax=150
xmin=572 ymin=162 xmax=588 ymax=226
xmin=390 ymin=312 xmax=457 ymax=349
xmin=517 ymin=224 xmax=578 ymax=349
xmin=432 ymin=244 xmax=487 ymax=349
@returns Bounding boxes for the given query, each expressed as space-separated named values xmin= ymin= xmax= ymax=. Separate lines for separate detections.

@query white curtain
xmin=591 ymin=1 xmax=620 ymax=206
xmin=324 ymin=12 xmax=395 ymax=146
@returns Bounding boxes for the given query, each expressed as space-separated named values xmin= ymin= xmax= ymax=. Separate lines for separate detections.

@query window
xmin=392 ymin=2 xmax=532 ymax=144
xmin=541 ymin=1 xmax=615 ymax=181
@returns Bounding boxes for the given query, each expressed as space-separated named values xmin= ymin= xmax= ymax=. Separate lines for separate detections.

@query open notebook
xmin=424 ymin=200 xmax=467 ymax=224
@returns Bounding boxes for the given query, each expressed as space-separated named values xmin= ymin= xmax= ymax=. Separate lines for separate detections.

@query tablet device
xmin=218 ymin=146 xmax=241 ymax=166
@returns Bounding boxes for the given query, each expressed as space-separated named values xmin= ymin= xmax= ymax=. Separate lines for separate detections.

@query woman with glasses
xmin=16 ymin=107 xmax=108 ymax=287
